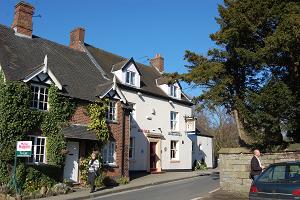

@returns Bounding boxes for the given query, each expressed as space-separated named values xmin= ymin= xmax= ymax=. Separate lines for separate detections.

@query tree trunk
xmin=233 ymin=109 xmax=252 ymax=146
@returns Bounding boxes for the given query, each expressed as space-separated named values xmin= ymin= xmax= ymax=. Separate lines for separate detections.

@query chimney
xmin=150 ymin=54 xmax=164 ymax=73
xmin=12 ymin=1 xmax=35 ymax=38
xmin=70 ymin=27 xmax=85 ymax=51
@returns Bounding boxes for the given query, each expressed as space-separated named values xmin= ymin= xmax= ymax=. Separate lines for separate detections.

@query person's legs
xmin=89 ymin=173 xmax=96 ymax=193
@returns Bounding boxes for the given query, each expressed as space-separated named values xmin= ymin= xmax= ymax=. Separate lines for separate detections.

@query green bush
xmin=102 ymin=176 xmax=117 ymax=187
xmin=95 ymin=174 xmax=104 ymax=188
xmin=22 ymin=167 xmax=56 ymax=193
xmin=0 ymin=161 xmax=10 ymax=185
xmin=194 ymin=159 xmax=207 ymax=171
xmin=116 ymin=176 xmax=129 ymax=185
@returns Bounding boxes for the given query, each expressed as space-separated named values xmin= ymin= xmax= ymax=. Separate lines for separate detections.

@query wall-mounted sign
xmin=186 ymin=118 xmax=196 ymax=132
xmin=168 ymin=132 xmax=182 ymax=136
xmin=16 ymin=141 xmax=32 ymax=157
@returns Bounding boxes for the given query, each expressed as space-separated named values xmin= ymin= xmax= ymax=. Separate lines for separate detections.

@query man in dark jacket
xmin=250 ymin=149 xmax=265 ymax=180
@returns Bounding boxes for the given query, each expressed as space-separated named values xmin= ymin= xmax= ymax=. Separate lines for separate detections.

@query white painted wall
xmin=158 ymin=82 xmax=182 ymax=100
xmin=190 ymin=134 xmax=214 ymax=168
xmin=114 ymin=62 xmax=141 ymax=88
xmin=123 ymin=89 xmax=193 ymax=171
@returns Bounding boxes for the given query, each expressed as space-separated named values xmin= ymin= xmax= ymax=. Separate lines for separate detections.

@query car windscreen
xmin=288 ymin=164 xmax=300 ymax=183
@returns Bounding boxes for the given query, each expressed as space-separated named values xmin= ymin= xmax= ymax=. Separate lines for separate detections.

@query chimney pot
xmin=12 ymin=1 xmax=35 ymax=38
xmin=70 ymin=27 xmax=85 ymax=51
xmin=150 ymin=53 xmax=164 ymax=73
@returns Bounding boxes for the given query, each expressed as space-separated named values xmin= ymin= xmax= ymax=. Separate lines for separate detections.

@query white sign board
xmin=186 ymin=118 xmax=196 ymax=132
xmin=16 ymin=141 xmax=32 ymax=157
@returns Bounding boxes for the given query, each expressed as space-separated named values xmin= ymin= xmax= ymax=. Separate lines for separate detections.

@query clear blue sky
xmin=0 ymin=0 xmax=222 ymax=96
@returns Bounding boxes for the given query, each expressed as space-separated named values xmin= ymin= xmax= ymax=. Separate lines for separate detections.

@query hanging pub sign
xmin=185 ymin=117 xmax=196 ymax=133
xmin=16 ymin=141 xmax=32 ymax=157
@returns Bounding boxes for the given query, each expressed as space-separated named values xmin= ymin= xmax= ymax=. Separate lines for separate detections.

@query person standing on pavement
xmin=250 ymin=149 xmax=265 ymax=181
xmin=88 ymin=152 xmax=100 ymax=193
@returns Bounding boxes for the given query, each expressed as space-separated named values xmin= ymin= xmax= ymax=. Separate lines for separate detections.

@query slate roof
xmin=0 ymin=25 xmax=110 ymax=101
xmin=0 ymin=24 xmax=192 ymax=105
xmin=63 ymin=125 xmax=98 ymax=141
xmin=85 ymin=44 xmax=192 ymax=105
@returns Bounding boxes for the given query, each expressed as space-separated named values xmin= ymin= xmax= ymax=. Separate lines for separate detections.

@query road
xmin=93 ymin=173 xmax=220 ymax=200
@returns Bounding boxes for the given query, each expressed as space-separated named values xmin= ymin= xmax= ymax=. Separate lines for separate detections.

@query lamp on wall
xmin=151 ymin=108 xmax=156 ymax=115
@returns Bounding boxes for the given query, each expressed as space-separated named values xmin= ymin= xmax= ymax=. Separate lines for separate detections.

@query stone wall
xmin=219 ymin=144 xmax=300 ymax=193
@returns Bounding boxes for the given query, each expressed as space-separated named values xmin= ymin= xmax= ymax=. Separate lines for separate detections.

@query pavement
xmin=40 ymin=169 xmax=217 ymax=200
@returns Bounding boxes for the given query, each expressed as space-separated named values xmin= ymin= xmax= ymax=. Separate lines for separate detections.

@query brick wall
xmin=219 ymin=146 xmax=300 ymax=193
xmin=106 ymin=101 xmax=130 ymax=178
xmin=69 ymin=101 xmax=130 ymax=178
xmin=69 ymin=104 xmax=90 ymax=125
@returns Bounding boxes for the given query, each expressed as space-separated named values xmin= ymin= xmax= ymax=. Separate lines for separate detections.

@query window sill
xmin=26 ymin=162 xmax=47 ymax=166
xmin=30 ymin=107 xmax=49 ymax=112
xmin=106 ymin=120 xmax=118 ymax=124
xmin=103 ymin=163 xmax=118 ymax=168
xmin=124 ymin=83 xmax=140 ymax=89
xmin=170 ymin=160 xmax=180 ymax=163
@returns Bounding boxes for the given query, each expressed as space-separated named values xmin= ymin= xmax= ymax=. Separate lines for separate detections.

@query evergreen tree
xmin=170 ymin=0 xmax=300 ymax=146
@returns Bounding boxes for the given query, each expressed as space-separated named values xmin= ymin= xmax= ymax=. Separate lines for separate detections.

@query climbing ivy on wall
xmin=41 ymin=85 xmax=75 ymax=166
xmin=0 ymin=73 xmax=75 ymax=185
xmin=87 ymin=99 xmax=110 ymax=143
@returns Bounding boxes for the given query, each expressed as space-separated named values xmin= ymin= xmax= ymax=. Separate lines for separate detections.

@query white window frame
xmin=102 ymin=141 xmax=116 ymax=166
xmin=170 ymin=111 xmax=178 ymax=131
xmin=125 ymin=71 xmax=136 ymax=86
xmin=169 ymin=85 xmax=177 ymax=98
xmin=30 ymin=84 xmax=49 ymax=111
xmin=27 ymin=135 xmax=47 ymax=164
xmin=129 ymin=137 xmax=135 ymax=159
xmin=107 ymin=101 xmax=117 ymax=122
xmin=170 ymin=140 xmax=179 ymax=160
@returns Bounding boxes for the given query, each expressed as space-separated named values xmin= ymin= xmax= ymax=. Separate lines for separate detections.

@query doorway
xmin=150 ymin=142 xmax=157 ymax=171
xmin=63 ymin=141 xmax=79 ymax=182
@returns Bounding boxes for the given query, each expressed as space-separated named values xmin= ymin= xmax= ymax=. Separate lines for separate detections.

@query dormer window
xmin=30 ymin=85 xmax=49 ymax=111
xmin=169 ymin=85 xmax=177 ymax=98
xmin=126 ymin=71 xmax=136 ymax=86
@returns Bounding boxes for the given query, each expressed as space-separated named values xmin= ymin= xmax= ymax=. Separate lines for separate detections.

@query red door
xmin=150 ymin=142 xmax=157 ymax=171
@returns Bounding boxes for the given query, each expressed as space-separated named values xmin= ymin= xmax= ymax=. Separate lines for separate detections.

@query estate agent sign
xmin=16 ymin=141 xmax=32 ymax=157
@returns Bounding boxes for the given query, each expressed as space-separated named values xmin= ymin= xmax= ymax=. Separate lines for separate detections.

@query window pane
xmin=126 ymin=72 xmax=130 ymax=83
xmin=131 ymin=72 xmax=135 ymax=85
xmin=272 ymin=165 xmax=286 ymax=181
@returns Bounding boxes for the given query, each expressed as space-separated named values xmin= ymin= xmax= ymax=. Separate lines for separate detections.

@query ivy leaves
xmin=40 ymin=85 xmax=75 ymax=166
xmin=0 ymin=81 xmax=41 ymax=161
xmin=87 ymin=99 xmax=109 ymax=143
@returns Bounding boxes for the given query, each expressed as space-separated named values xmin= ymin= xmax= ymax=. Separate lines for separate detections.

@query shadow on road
xmin=211 ymin=171 xmax=220 ymax=180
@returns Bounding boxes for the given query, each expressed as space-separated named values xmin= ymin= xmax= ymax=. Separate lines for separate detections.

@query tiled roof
xmin=0 ymin=25 xmax=110 ymax=101
xmin=62 ymin=125 xmax=98 ymax=141
xmin=85 ymin=44 xmax=192 ymax=105
xmin=0 ymin=24 xmax=192 ymax=105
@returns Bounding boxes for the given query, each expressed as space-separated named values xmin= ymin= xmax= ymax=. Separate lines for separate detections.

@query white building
xmin=110 ymin=54 xmax=195 ymax=172
xmin=189 ymin=126 xmax=214 ymax=168
xmin=86 ymin=46 xmax=213 ymax=172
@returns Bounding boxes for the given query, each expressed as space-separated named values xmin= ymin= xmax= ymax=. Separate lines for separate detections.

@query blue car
xmin=249 ymin=161 xmax=300 ymax=199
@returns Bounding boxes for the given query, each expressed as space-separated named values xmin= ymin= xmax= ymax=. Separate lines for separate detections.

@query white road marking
xmin=208 ymin=187 xmax=220 ymax=194
xmin=190 ymin=197 xmax=203 ymax=200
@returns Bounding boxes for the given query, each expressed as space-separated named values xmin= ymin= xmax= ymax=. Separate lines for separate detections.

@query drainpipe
xmin=121 ymin=104 xmax=133 ymax=177
xmin=121 ymin=107 xmax=126 ymax=177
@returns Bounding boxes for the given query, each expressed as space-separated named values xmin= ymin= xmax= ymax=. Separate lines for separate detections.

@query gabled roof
xmin=112 ymin=57 xmax=142 ymax=75
xmin=85 ymin=44 xmax=193 ymax=105
xmin=0 ymin=24 xmax=111 ymax=101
